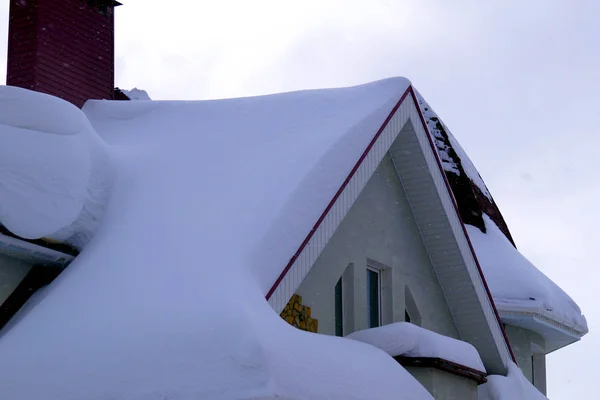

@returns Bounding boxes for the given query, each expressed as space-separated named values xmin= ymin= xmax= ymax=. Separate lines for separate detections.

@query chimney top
xmin=6 ymin=0 xmax=120 ymax=108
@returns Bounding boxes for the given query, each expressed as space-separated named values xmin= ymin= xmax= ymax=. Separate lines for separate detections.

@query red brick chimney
xmin=6 ymin=0 xmax=121 ymax=108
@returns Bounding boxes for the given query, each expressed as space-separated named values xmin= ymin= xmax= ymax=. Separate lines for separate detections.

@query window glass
xmin=335 ymin=278 xmax=343 ymax=336
xmin=367 ymin=269 xmax=380 ymax=328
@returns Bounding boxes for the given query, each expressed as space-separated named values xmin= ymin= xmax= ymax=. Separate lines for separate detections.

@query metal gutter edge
xmin=0 ymin=233 xmax=74 ymax=268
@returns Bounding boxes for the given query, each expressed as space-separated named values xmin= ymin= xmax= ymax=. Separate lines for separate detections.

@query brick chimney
xmin=6 ymin=0 xmax=121 ymax=108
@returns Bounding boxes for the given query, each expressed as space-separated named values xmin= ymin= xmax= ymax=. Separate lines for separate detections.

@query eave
xmin=498 ymin=303 xmax=586 ymax=353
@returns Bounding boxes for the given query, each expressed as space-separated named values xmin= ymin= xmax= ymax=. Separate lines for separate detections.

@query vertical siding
xmin=7 ymin=0 xmax=116 ymax=108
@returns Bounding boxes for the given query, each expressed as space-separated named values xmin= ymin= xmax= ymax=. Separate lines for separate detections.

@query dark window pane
xmin=405 ymin=309 xmax=411 ymax=323
xmin=335 ymin=278 xmax=343 ymax=336
xmin=367 ymin=269 xmax=380 ymax=328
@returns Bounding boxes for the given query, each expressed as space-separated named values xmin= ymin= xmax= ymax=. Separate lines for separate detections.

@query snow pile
xmin=121 ymin=87 xmax=152 ymax=100
xmin=0 ymin=79 xmax=436 ymax=399
xmin=415 ymin=91 xmax=492 ymax=199
xmin=467 ymin=215 xmax=588 ymax=334
xmin=479 ymin=362 xmax=547 ymax=400
xmin=347 ymin=322 xmax=486 ymax=372
xmin=0 ymin=86 xmax=114 ymax=249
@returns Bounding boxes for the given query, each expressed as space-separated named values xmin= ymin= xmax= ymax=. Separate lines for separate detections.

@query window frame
xmin=334 ymin=277 xmax=344 ymax=337
xmin=366 ymin=266 xmax=382 ymax=328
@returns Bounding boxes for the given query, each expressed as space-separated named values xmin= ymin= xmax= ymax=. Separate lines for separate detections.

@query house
xmin=0 ymin=1 xmax=587 ymax=399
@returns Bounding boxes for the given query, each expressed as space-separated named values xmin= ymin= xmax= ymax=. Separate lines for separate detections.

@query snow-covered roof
xmin=479 ymin=362 xmax=548 ymax=400
xmin=467 ymin=217 xmax=588 ymax=350
xmin=0 ymin=80 xmax=438 ymax=399
xmin=120 ymin=87 xmax=152 ymax=101
xmin=417 ymin=97 xmax=588 ymax=347
xmin=0 ymin=77 xmax=585 ymax=397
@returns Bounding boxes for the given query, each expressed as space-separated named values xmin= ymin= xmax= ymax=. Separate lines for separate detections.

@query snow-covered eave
xmin=497 ymin=303 xmax=586 ymax=353
xmin=0 ymin=232 xmax=73 ymax=268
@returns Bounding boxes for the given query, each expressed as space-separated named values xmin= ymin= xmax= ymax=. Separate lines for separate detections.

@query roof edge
xmin=500 ymin=308 xmax=586 ymax=341
xmin=408 ymin=86 xmax=517 ymax=365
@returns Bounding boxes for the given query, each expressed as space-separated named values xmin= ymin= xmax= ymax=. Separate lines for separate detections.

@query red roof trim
xmin=407 ymin=86 xmax=517 ymax=364
xmin=265 ymin=87 xmax=412 ymax=300
xmin=264 ymin=85 xmax=516 ymax=365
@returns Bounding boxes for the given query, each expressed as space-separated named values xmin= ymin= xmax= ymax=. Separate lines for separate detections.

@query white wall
xmin=297 ymin=153 xmax=459 ymax=339
xmin=504 ymin=324 xmax=547 ymax=394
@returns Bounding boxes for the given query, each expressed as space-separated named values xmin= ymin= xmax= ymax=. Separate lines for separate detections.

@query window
xmin=404 ymin=286 xmax=422 ymax=326
xmin=335 ymin=278 xmax=343 ymax=336
xmin=366 ymin=268 xmax=381 ymax=328
xmin=531 ymin=355 xmax=535 ymax=386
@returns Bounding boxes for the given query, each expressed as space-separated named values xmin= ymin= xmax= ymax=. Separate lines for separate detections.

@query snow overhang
xmin=497 ymin=303 xmax=586 ymax=353
xmin=0 ymin=233 xmax=74 ymax=268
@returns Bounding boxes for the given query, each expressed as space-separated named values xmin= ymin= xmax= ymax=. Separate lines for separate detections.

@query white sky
xmin=1 ymin=0 xmax=598 ymax=398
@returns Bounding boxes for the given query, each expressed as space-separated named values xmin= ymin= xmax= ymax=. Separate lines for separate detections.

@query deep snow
xmin=467 ymin=215 xmax=588 ymax=334
xmin=0 ymin=79 xmax=436 ymax=399
xmin=479 ymin=362 xmax=548 ymax=400
xmin=0 ymin=86 xmax=114 ymax=248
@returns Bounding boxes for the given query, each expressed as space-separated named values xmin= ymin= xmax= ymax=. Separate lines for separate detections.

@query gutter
xmin=0 ymin=233 xmax=74 ymax=268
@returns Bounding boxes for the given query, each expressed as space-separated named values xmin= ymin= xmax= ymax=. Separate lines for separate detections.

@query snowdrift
xmin=0 ymin=86 xmax=114 ymax=249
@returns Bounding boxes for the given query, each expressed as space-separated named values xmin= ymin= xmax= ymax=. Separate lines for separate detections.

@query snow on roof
xmin=416 ymin=91 xmax=587 ymax=341
xmin=0 ymin=76 xmax=587 ymax=397
xmin=416 ymin=92 xmax=491 ymax=199
xmin=347 ymin=322 xmax=486 ymax=372
xmin=0 ymin=86 xmax=114 ymax=247
xmin=0 ymin=79 xmax=437 ymax=399
xmin=479 ymin=362 xmax=548 ymax=400
xmin=120 ymin=87 xmax=152 ymax=101
xmin=467 ymin=215 xmax=588 ymax=336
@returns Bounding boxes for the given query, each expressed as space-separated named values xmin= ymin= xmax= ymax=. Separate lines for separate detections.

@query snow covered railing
xmin=347 ymin=323 xmax=487 ymax=374
xmin=395 ymin=356 xmax=487 ymax=384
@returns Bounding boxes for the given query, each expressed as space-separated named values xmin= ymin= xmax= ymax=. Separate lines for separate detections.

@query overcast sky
xmin=1 ymin=0 xmax=598 ymax=398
